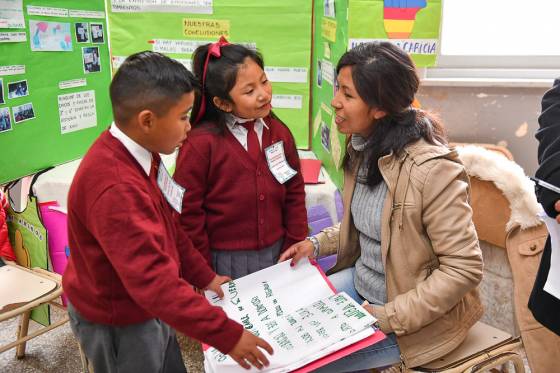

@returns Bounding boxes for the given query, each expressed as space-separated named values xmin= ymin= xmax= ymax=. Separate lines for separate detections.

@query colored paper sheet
xmin=58 ymin=90 xmax=97 ymax=134
xmin=0 ymin=64 xmax=24 ymax=75
xmin=183 ymin=18 xmax=229 ymax=39
xmin=0 ymin=0 xmax=24 ymax=29
xmin=321 ymin=18 xmax=337 ymax=43
xmin=110 ymin=0 xmax=213 ymax=14
xmin=348 ymin=0 xmax=442 ymax=67
xmin=301 ymin=159 xmax=323 ymax=184
xmin=29 ymin=20 xmax=72 ymax=52
xmin=27 ymin=5 xmax=68 ymax=17
xmin=272 ymin=95 xmax=303 ymax=109
xmin=0 ymin=31 xmax=26 ymax=42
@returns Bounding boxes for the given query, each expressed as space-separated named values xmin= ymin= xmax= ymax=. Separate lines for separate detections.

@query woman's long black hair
xmin=339 ymin=41 xmax=447 ymax=187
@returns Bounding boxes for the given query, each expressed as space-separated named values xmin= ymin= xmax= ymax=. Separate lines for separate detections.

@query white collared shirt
xmin=109 ymin=123 xmax=152 ymax=176
xmin=225 ymin=114 xmax=269 ymax=151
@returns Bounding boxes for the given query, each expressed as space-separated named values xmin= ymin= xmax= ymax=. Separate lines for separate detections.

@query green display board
xmin=310 ymin=0 xmax=349 ymax=189
xmin=311 ymin=0 xmax=442 ymax=189
xmin=349 ymin=0 xmax=442 ymax=67
xmin=0 ymin=0 xmax=112 ymax=185
xmin=106 ymin=0 xmax=312 ymax=148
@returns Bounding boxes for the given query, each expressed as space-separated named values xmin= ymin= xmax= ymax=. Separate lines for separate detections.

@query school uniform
xmin=63 ymin=124 xmax=243 ymax=373
xmin=174 ymin=114 xmax=307 ymax=279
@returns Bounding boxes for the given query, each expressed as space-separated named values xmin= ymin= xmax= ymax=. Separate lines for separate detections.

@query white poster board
xmin=204 ymin=259 xmax=379 ymax=373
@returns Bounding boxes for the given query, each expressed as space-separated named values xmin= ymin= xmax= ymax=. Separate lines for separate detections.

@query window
xmin=423 ymin=0 xmax=560 ymax=85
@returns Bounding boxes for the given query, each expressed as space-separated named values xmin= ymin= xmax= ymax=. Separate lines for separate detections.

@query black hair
xmin=339 ymin=41 xmax=447 ymax=188
xmin=191 ymin=43 xmax=264 ymax=133
xmin=110 ymin=51 xmax=198 ymax=124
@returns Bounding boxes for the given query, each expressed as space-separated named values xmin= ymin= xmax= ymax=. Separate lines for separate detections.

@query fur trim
xmin=456 ymin=145 xmax=542 ymax=231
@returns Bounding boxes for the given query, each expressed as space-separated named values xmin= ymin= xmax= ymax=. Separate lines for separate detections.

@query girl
xmin=280 ymin=41 xmax=483 ymax=371
xmin=174 ymin=37 xmax=307 ymax=279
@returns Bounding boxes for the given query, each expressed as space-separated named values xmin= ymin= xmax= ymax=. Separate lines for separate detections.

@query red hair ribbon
xmin=193 ymin=36 xmax=230 ymax=125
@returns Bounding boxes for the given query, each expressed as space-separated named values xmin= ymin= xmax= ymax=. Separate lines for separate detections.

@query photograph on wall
xmin=0 ymin=78 xmax=4 ymax=104
xmin=30 ymin=20 xmax=72 ymax=52
xmin=7 ymin=80 xmax=29 ymax=99
xmin=324 ymin=0 xmax=335 ymax=18
xmin=321 ymin=121 xmax=331 ymax=152
xmin=75 ymin=22 xmax=89 ymax=43
xmin=332 ymin=66 xmax=339 ymax=97
xmin=317 ymin=60 xmax=323 ymax=87
xmin=0 ymin=107 xmax=11 ymax=132
xmin=82 ymin=46 xmax=101 ymax=73
xmin=13 ymin=102 xmax=35 ymax=124
xmin=90 ymin=23 xmax=104 ymax=44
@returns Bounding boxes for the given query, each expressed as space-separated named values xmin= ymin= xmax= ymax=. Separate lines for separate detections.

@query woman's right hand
xmin=278 ymin=239 xmax=314 ymax=266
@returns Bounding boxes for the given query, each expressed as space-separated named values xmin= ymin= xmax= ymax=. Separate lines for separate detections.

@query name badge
xmin=157 ymin=163 xmax=185 ymax=213
xmin=264 ymin=141 xmax=297 ymax=184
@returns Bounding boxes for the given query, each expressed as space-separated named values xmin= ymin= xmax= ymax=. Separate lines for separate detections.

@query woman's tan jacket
xmin=315 ymin=139 xmax=484 ymax=368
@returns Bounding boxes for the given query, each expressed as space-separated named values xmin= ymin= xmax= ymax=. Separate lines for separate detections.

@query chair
xmin=413 ymin=144 xmax=529 ymax=373
xmin=0 ymin=263 xmax=68 ymax=358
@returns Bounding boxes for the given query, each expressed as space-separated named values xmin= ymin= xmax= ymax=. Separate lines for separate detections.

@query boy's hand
xmin=278 ymin=240 xmax=314 ymax=266
xmin=229 ymin=330 xmax=273 ymax=370
xmin=203 ymin=275 xmax=231 ymax=299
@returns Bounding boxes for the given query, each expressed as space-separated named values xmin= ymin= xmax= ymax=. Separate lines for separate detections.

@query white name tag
xmin=264 ymin=141 xmax=297 ymax=184
xmin=157 ymin=163 xmax=185 ymax=213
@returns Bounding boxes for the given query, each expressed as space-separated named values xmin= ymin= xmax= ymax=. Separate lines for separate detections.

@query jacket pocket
xmin=517 ymin=236 xmax=546 ymax=256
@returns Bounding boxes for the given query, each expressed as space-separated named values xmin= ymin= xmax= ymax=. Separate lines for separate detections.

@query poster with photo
xmin=311 ymin=0 xmax=348 ymax=189
xmin=0 ymin=78 xmax=4 ymax=104
xmin=333 ymin=65 xmax=339 ymax=97
xmin=29 ymin=20 xmax=72 ymax=51
xmin=13 ymin=102 xmax=35 ymax=124
xmin=0 ymin=107 xmax=11 ymax=132
xmin=82 ymin=46 xmax=101 ymax=73
xmin=7 ymin=79 xmax=28 ymax=99
xmin=75 ymin=22 xmax=89 ymax=43
xmin=321 ymin=121 xmax=330 ymax=152
xmin=90 ymin=23 xmax=104 ymax=43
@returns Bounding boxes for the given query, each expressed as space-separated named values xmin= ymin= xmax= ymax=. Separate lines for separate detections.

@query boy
xmin=62 ymin=51 xmax=273 ymax=373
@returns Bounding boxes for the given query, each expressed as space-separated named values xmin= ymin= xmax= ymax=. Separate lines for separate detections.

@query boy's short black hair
xmin=110 ymin=51 xmax=198 ymax=123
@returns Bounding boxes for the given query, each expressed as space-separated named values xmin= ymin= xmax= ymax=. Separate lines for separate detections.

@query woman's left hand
xmin=362 ymin=303 xmax=375 ymax=317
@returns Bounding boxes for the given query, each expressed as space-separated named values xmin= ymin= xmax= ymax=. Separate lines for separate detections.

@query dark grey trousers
xmin=68 ymin=303 xmax=186 ymax=373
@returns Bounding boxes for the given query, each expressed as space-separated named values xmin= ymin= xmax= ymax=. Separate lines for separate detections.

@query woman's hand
xmin=278 ymin=239 xmax=314 ymax=266
xmin=362 ymin=304 xmax=375 ymax=316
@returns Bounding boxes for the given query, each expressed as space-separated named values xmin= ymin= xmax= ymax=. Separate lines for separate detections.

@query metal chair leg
xmin=15 ymin=310 xmax=31 ymax=359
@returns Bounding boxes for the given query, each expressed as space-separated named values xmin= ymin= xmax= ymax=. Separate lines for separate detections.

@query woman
xmin=280 ymin=42 xmax=483 ymax=371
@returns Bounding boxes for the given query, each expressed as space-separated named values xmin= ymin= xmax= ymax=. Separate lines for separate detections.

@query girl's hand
xmin=278 ymin=240 xmax=314 ymax=266
xmin=204 ymin=275 xmax=231 ymax=299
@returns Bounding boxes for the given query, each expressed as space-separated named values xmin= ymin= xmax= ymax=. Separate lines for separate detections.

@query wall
xmin=417 ymin=85 xmax=548 ymax=176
